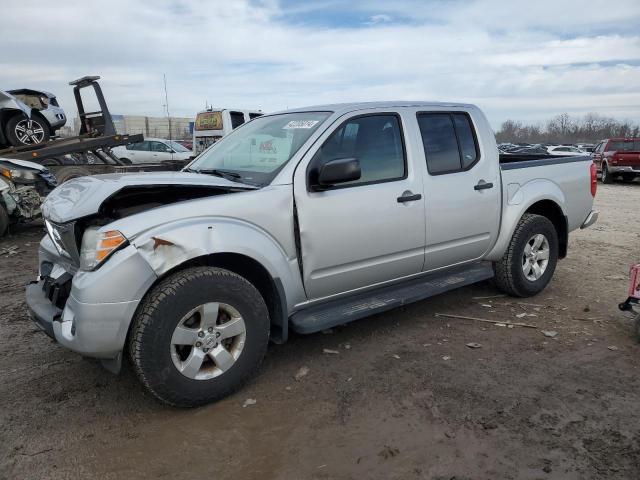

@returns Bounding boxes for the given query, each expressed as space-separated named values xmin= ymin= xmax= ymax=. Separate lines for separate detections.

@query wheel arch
xmin=486 ymin=179 xmax=568 ymax=262
xmin=146 ymin=252 xmax=289 ymax=344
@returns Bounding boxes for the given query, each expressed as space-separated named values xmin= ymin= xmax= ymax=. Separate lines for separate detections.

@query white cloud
xmin=0 ymin=0 xmax=638 ymax=129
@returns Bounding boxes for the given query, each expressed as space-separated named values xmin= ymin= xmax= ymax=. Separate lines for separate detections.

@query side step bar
xmin=290 ymin=262 xmax=494 ymax=334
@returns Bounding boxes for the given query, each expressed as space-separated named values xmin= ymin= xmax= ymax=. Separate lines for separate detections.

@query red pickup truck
xmin=593 ymin=138 xmax=640 ymax=183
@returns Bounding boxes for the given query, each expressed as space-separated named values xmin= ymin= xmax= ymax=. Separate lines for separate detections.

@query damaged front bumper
xmin=25 ymin=236 xmax=157 ymax=370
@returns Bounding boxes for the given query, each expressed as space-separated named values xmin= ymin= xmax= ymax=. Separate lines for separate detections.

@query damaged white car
xmin=26 ymin=102 xmax=598 ymax=407
xmin=0 ymin=158 xmax=57 ymax=236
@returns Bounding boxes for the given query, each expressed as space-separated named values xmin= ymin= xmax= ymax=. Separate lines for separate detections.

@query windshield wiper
xmin=192 ymin=169 xmax=243 ymax=181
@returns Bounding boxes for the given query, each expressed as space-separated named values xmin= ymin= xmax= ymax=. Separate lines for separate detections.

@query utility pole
xmin=163 ymin=73 xmax=172 ymax=142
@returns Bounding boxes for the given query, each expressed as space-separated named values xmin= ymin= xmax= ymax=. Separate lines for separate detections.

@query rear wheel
xmin=494 ymin=213 xmax=559 ymax=297
xmin=601 ymin=164 xmax=613 ymax=184
xmin=621 ymin=174 xmax=635 ymax=183
xmin=5 ymin=114 xmax=50 ymax=147
xmin=129 ymin=267 xmax=270 ymax=407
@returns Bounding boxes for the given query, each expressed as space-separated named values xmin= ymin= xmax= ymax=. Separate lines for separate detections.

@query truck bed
xmin=499 ymin=153 xmax=592 ymax=169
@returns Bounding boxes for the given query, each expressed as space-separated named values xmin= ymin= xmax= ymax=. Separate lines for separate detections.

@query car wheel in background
xmin=493 ymin=213 xmax=559 ymax=298
xmin=0 ymin=203 xmax=9 ymax=237
xmin=129 ymin=267 xmax=270 ymax=407
xmin=5 ymin=113 xmax=50 ymax=147
xmin=601 ymin=164 xmax=613 ymax=184
xmin=621 ymin=174 xmax=635 ymax=183
xmin=54 ymin=166 xmax=92 ymax=184
xmin=635 ymin=314 xmax=640 ymax=343
xmin=118 ymin=158 xmax=132 ymax=165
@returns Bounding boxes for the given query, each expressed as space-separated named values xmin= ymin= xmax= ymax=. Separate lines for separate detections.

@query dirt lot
xmin=1 ymin=183 xmax=639 ymax=480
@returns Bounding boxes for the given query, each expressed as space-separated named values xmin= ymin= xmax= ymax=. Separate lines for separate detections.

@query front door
xmin=416 ymin=111 xmax=501 ymax=271
xmin=294 ymin=111 xmax=426 ymax=300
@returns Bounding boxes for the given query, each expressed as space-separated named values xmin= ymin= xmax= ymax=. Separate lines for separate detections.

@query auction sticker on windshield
xmin=283 ymin=120 xmax=319 ymax=129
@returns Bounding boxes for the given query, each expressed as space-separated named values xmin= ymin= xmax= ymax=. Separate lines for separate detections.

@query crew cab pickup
xmin=26 ymin=102 xmax=598 ymax=407
xmin=592 ymin=138 xmax=640 ymax=183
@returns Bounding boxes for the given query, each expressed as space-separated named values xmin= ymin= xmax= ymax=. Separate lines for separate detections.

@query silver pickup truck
xmin=26 ymin=102 xmax=598 ymax=407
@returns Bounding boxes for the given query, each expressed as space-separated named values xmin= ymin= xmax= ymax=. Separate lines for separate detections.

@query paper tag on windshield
xmin=283 ymin=120 xmax=319 ymax=129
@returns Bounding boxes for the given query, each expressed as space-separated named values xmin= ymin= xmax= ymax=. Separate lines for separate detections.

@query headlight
xmin=80 ymin=227 xmax=127 ymax=271
xmin=45 ymin=220 xmax=71 ymax=258
xmin=0 ymin=166 xmax=38 ymax=183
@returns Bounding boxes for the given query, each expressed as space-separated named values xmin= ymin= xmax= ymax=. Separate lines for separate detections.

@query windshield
xmin=187 ymin=111 xmax=331 ymax=185
xmin=167 ymin=140 xmax=190 ymax=152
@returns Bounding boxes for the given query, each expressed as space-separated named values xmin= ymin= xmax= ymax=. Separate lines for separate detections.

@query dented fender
xmin=128 ymin=217 xmax=306 ymax=313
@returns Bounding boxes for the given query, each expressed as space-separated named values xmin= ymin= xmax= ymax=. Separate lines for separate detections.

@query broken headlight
xmin=80 ymin=227 xmax=128 ymax=271
xmin=1 ymin=166 xmax=39 ymax=184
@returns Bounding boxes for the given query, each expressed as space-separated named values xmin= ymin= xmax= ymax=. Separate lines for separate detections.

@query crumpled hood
xmin=42 ymin=171 xmax=256 ymax=224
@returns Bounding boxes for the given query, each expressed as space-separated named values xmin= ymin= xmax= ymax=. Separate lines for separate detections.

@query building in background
xmin=73 ymin=115 xmax=194 ymax=140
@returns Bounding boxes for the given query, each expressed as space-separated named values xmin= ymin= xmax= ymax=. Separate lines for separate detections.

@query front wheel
xmin=494 ymin=213 xmax=559 ymax=297
xmin=129 ymin=267 xmax=270 ymax=407
xmin=601 ymin=164 xmax=613 ymax=184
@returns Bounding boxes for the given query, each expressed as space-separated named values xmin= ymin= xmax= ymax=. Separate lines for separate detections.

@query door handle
xmin=474 ymin=180 xmax=494 ymax=191
xmin=397 ymin=191 xmax=422 ymax=203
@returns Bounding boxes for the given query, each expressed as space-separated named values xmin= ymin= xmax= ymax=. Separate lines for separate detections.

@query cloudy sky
xmin=2 ymin=0 xmax=639 ymax=128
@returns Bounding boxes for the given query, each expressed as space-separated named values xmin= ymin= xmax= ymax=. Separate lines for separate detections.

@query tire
xmin=493 ymin=213 xmax=559 ymax=297
xmin=119 ymin=157 xmax=132 ymax=165
xmin=621 ymin=174 xmax=635 ymax=183
xmin=129 ymin=267 xmax=270 ymax=407
xmin=601 ymin=164 xmax=613 ymax=184
xmin=0 ymin=203 xmax=9 ymax=237
xmin=4 ymin=113 xmax=50 ymax=147
xmin=54 ymin=166 xmax=92 ymax=184
xmin=634 ymin=314 xmax=640 ymax=344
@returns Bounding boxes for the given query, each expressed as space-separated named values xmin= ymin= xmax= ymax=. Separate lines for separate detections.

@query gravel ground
xmin=1 ymin=183 xmax=639 ymax=480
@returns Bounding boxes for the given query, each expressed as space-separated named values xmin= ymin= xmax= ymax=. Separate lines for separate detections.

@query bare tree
xmin=496 ymin=113 xmax=639 ymax=144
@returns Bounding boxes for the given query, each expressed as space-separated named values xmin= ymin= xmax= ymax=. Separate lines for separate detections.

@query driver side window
xmin=311 ymin=114 xmax=406 ymax=187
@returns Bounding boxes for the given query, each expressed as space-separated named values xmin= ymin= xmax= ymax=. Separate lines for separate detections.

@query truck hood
xmin=42 ymin=171 xmax=257 ymax=224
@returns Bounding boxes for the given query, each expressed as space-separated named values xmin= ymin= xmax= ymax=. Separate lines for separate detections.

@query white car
xmin=112 ymin=138 xmax=193 ymax=164
xmin=547 ymin=145 xmax=590 ymax=156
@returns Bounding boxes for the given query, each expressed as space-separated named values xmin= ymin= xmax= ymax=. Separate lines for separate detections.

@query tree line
xmin=495 ymin=113 xmax=640 ymax=144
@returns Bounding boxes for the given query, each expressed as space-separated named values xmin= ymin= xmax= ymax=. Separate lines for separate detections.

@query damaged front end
xmin=0 ymin=158 xmax=57 ymax=235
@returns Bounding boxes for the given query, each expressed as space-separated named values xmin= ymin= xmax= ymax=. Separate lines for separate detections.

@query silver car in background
xmin=0 ymin=88 xmax=67 ymax=147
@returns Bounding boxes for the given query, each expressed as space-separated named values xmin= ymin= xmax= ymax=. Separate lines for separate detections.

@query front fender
xmin=485 ymin=178 xmax=566 ymax=261
xmin=129 ymin=217 xmax=306 ymax=311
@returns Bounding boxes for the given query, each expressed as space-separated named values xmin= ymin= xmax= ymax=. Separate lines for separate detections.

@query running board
xmin=290 ymin=262 xmax=494 ymax=334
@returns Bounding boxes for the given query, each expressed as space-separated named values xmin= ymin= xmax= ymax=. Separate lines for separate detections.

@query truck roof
xmin=272 ymin=101 xmax=477 ymax=116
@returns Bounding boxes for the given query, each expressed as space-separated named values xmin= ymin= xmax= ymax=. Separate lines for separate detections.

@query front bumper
xmin=25 ymin=239 xmax=157 ymax=360
xmin=580 ymin=210 xmax=599 ymax=229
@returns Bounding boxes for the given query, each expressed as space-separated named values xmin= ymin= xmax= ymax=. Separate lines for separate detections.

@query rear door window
xmin=127 ymin=141 xmax=149 ymax=151
xmin=417 ymin=113 xmax=480 ymax=175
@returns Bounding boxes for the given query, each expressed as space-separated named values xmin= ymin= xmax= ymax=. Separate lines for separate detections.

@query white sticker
xmin=283 ymin=120 xmax=319 ymax=129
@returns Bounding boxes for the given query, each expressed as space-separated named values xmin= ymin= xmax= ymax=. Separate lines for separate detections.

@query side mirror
xmin=313 ymin=157 xmax=361 ymax=190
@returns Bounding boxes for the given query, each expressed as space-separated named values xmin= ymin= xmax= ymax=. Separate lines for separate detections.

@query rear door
xmin=415 ymin=110 xmax=501 ymax=271
xmin=293 ymin=110 xmax=426 ymax=300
